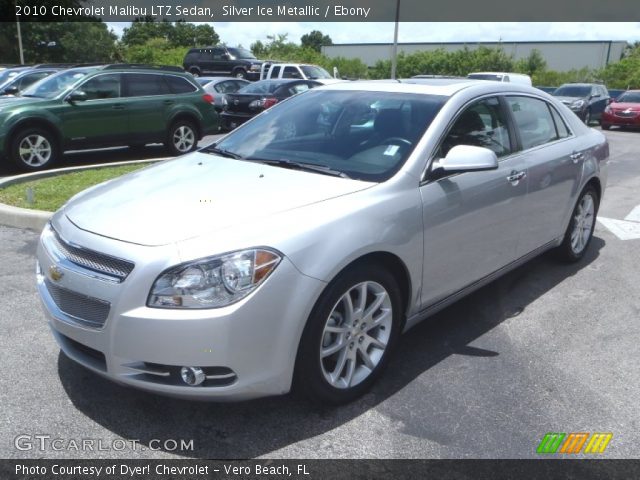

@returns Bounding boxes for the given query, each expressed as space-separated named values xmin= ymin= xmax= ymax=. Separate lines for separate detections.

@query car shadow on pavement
xmin=57 ymin=237 xmax=605 ymax=459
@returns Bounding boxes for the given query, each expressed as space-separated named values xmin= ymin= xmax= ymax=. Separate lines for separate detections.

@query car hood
xmin=64 ymin=152 xmax=372 ymax=246
xmin=609 ymin=102 xmax=640 ymax=111
xmin=555 ymin=96 xmax=587 ymax=104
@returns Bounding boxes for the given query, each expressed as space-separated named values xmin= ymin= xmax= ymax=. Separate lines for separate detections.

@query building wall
xmin=322 ymin=41 xmax=627 ymax=72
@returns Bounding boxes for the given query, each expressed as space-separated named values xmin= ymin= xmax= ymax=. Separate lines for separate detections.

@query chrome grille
xmin=614 ymin=110 xmax=638 ymax=118
xmin=44 ymin=279 xmax=110 ymax=328
xmin=51 ymin=229 xmax=134 ymax=281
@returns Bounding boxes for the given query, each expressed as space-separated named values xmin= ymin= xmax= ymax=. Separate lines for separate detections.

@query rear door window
xmin=124 ymin=74 xmax=170 ymax=97
xmin=506 ymin=96 xmax=558 ymax=150
xmin=165 ymin=75 xmax=197 ymax=94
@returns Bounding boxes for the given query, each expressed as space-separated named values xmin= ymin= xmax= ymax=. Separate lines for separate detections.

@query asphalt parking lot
xmin=1 ymin=128 xmax=639 ymax=459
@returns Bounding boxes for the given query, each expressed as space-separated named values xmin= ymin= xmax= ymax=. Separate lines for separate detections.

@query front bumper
xmin=36 ymin=219 xmax=326 ymax=400
xmin=601 ymin=110 xmax=640 ymax=127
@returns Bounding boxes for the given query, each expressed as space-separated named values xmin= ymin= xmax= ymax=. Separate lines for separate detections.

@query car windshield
xmin=301 ymin=65 xmax=333 ymax=79
xmin=553 ymin=85 xmax=591 ymax=97
xmin=616 ymin=91 xmax=640 ymax=103
xmin=21 ymin=69 xmax=93 ymax=98
xmin=238 ymin=81 xmax=280 ymax=94
xmin=228 ymin=48 xmax=256 ymax=60
xmin=213 ymin=90 xmax=447 ymax=182
xmin=0 ymin=69 xmax=22 ymax=87
xmin=468 ymin=74 xmax=503 ymax=81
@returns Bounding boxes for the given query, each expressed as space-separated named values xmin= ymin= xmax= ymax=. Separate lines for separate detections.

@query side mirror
xmin=221 ymin=54 xmax=230 ymax=61
xmin=608 ymin=98 xmax=615 ymax=104
xmin=433 ymin=145 xmax=499 ymax=175
xmin=2 ymin=86 xmax=19 ymax=95
xmin=66 ymin=90 xmax=87 ymax=103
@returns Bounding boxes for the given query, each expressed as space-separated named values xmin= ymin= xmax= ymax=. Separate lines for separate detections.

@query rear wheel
xmin=189 ymin=68 xmax=201 ymax=78
xmin=10 ymin=127 xmax=59 ymax=172
xmin=584 ymin=109 xmax=592 ymax=125
xmin=600 ymin=123 xmax=611 ymax=131
xmin=294 ymin=264 xmax=403 ymax=404
xmin=165 ymin=120 xmax=198 ymax=156
xmin=233 ymin=68 xmax=247 ymax=79
xmin=555 ymin=185 xmax=599 ymax=262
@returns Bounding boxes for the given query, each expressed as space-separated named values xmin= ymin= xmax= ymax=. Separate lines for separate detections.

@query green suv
xmin=0 ymin=64 xmax=219 ymax=171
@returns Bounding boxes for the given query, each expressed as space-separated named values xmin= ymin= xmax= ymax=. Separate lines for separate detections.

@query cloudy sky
xmin=106 ymin=22 xmax=640 ymax=46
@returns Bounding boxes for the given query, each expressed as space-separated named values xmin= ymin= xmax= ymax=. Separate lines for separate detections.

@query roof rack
xmin=102 ymin=64 xmax=184 ymax=72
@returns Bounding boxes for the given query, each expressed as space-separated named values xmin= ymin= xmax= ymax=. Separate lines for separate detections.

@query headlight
xmin=571 ymin=99 xmax=585 ymax=109
xmin=148 ymin=248 xmax=281 ymax=309
xmin=249 ymin=64 xmax=261 ymax=71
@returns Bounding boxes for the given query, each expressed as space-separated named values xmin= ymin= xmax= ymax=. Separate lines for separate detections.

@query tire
xmin=189 ymin=68 xmax=201 ymax=78
xmin=165 ymin=120 xmax=198 ymax=156
xmin=555 ymin=185 xmax=599 ymax=263
xmin=294 ymin=264 xmax=403 ymax=404
xmin=233 ymin=68 xmax=247 ymax=80
xmin=601 ymin=123 xmax=611 ymax=131
xmin=584 ymin=109 xmax=592 ymax=125
xmin=9 ymin=127 xmax=59 ymax=172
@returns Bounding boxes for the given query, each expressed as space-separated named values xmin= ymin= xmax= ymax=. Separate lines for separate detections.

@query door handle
xmin=507 ymin=170 xmax=527 ymax=183
xmin=111 ymin=104 xmax=125 ymax=110
xmin=570 ymin=152 xmax=584 ymax=163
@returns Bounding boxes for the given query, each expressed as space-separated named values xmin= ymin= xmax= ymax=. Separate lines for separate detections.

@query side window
xmin=215 ymin=81 xmax=234 ymax=94
xmin=165 ymin=75 xmax=197 ymax=94
xmin=440 ymin=97 xmax=512 ymax=158
xmin=77 ymin=74 xmax=121 ymax=100
xmin=289 ymin=83 xmax=310 ymax=95
xmin=125 ymin=74 xmax=170 ymax=97
xmin=507 ymin=96 xmax=558 ymax=150
xmin=548 ymin=105 xmax=571 ymax=139
xmin=212 ymin=48 xmax=225 ymax=60
xmin=270 ymin=66 xmax=281 ymax=78
xmin=282 ymin=66 xmax=301 ymax=79
xmin=18 ymin=72 xmax=49 ymax=89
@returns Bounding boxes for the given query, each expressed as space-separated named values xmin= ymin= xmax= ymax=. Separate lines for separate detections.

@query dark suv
xmin=552 ymin=83 xmax=610 ymax=125
xmin=0 ymin=65 xmax=219 ymax=171
xmin=183 ymin=46 xmax=264 ymax=80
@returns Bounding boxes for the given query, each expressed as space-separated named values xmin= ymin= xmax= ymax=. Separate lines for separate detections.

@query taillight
xmin=263 ymin=97 xmax=278 ymax=109
xmin=202 ymin=93 xmax=214 ymax=104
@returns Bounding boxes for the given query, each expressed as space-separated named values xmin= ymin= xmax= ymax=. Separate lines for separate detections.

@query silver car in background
xmin=36 ymin=80 xmax=608 ymax=404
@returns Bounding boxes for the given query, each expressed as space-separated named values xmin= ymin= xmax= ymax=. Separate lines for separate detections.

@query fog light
xmin=180 ymin=366 xmax=205 ymax=386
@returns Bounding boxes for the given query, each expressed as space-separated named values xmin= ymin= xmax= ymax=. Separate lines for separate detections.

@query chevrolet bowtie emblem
xmin=49 ymin=265 xmax=64 ymax=282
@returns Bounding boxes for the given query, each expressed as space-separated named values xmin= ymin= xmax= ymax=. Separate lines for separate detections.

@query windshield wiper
xmin=204 ymin=145 xmax=243 ymax=159
xmin=246 ymin=158 xmax=350 ymax=178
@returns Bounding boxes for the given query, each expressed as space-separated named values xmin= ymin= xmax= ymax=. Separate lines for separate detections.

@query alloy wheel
xmin=570 ymin=192 xmax=595 ymax=254
xmin=172 ymin=125 xmax=195 ymax=153
xmin=18 ymin=134 xmax=52 ymax=167
xmin=319 ymin=281 xmax=392 ymax=389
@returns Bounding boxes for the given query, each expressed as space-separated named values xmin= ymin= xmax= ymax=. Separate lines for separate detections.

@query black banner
xmin=2 ymin=460 xmax=640 ymax=480
xmin=3 ymin=0 xmax=640 ymax=22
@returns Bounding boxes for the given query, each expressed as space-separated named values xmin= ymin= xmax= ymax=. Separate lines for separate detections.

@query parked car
xmin=0 ymin=67 xmax=62 ymax=97
xmin=0 ymin=64 xmax=219 ymax=171
xmin=467 ymin=72 xmax=532 ymax=86
xmin=195 ymin=76 xmax=250 ymax=111
xmin=36 ymin=79 xmax=607 ymax=404
xmin=183 ymin=46 xmax=264 ymax=80
xmin=220 ymin=78 xmax=321 ymax=131
xmin=552 ymin=83 xmax=609 ymax=125
xmin=259 ymin=62 xmax=342 ymax=85
xmin=600 ymin=90 xmax=640 ymax=130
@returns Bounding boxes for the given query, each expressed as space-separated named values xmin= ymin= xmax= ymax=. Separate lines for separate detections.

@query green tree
xmin=120 ymin=19 xmax=173 ymax=47
xmin=168 ymin=21 xmax=219 ymax=48
xmin=515 ymin=49 xmax=547 ymax=76
xmin=300 ymin=30 xmax=333 ymax=53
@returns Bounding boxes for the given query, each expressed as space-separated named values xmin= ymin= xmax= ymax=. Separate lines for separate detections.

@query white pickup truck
xmin=259 ymin=62 xmax=343 ymax=84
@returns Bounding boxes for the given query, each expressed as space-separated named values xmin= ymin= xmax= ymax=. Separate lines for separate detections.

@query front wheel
xmin=294 ymin=264 xmax=403 ymax=404
xmin=233 ymin=68 xmax=247 ymax=79
xmin=555 ymin=185 xmax=599 ymax=262
xmin=10 ymin=127 xmax=59 ymax=172
xmin=584 ymin=109 xmax=592 ymax=125
xmin=165 ymin=120 xmax=198 ymax=156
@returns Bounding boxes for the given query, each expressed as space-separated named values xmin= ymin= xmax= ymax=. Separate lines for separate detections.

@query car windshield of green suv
xmin=553 ymin=85 xmax=591 ymax=97
xmin=20 ymin=69 xmax=94 ymax=99
xmin=228 ymin=48 xmax=256 ymax=60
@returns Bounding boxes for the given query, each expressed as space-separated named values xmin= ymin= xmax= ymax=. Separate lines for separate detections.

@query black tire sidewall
xmin=10 ymin=127 xmax=58 ymax=172
xmin=557 ymin=185 xmax=599 ymax=262
xmin=294 ymin=264 xmax=403 ymax=404
xmin=166 ymin=120 xmax=198 ymax=156
xmin=189 ymin=68 xmax=201 ymax=77
xmin=233 ymin=68 xmax=247 ymax=79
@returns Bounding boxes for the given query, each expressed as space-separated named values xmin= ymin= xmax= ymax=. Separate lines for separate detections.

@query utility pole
xmin=390 ymin=0 xmax=400 ymax=79
xmin=17 ymin=16 xmax=25 ymax=64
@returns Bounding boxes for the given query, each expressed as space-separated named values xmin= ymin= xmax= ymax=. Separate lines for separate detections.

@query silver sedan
xmin=36 ymin=80 xmax=608 ymax=404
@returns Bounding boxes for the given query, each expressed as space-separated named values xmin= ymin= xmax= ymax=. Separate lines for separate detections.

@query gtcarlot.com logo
xmin=537 ymin=432 xmax=613 ymax=454
xmin=14 ymin=435 xmax=194 ymax=452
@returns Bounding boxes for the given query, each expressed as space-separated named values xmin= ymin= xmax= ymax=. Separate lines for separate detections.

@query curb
xmin=0 ymin=158 xmax=167 ymax=232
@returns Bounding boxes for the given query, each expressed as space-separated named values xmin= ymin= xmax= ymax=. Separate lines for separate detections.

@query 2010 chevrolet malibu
xmin=36 ymin=80 xmax=608 ymax=404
